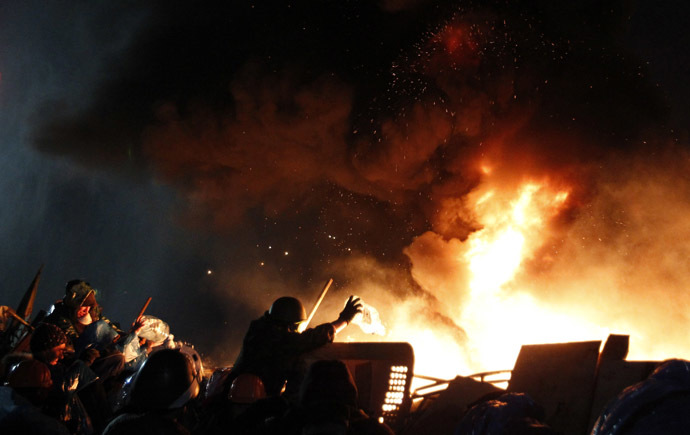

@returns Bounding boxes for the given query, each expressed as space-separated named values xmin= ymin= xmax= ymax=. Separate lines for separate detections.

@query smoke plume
xmin=28 ymin=1 xmax=690 ymax=369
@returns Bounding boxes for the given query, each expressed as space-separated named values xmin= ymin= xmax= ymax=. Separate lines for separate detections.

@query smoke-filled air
xmin=22 ymin=1 xmax=690 ymax=377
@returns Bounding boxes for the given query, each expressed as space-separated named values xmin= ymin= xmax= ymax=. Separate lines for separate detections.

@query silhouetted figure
xmin=268 ymin=359 xmax=394 ymax=435
xmin=0 ymin=359 xmax=70 ymax=434
xmin=103 ymin=348 xmax=200 ymax=435
xmin=231 ymin=296 xmax=362 ymax=402
xmin=31 ymin=322 xmax=110 ymax=434
xmin=199 ymin=372 xmax=290 ymax=434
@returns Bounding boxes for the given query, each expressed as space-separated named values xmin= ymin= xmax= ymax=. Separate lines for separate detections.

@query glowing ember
xmin=434 ymin=24 xmax=479 ymax=65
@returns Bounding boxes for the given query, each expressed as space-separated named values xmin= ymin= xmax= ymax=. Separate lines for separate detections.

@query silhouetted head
xmin=6 ymin=359 xmax=53 ymax=406
xmin=128 ymin=348 xmax=200 ymax=411
xmin=30 ymin=322 xmax=68 ymax=365
xmin=268 ymin=296 xmax=307 ymax=332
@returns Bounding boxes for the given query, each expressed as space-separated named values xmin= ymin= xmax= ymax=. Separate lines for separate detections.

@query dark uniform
xmin=102 ymin=349 xmax=200 ymax=435
xmin=228 ymin=295 xmax=361 ymax=405
xmin=232 ymin=314 xmax=336 ymax=397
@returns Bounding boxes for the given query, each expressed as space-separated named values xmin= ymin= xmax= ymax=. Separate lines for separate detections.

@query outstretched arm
xmin=332 ymin=296 xmax=363 ymax=334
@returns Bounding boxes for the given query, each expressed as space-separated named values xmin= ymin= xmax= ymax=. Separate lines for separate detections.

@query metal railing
xmin=411 ymin=369 xmax=512 ymax=399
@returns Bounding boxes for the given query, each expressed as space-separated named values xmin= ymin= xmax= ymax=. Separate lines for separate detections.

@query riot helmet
xmin=228 ymin=373 xmax=266 ymax=404
xmin=128 ymin=348 xmax=200 ymax=411
xmin=6 ymin=359 xmax=53 ymax=390
xmin=64 ymin=280 xmax=96 ymax=307
xmin=268 ymin=296 xmax=307 ymax=328
xmin=6 ymin=359 xmax=53 ymax=405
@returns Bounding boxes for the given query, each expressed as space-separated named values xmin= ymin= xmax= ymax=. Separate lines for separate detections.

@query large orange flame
xmin=341 ymin=155 xmax=690 ymax=387
xmin=457 ymin=181 xmax=606 ymax=372
xmin=391 ymin=173 xmax=612 ymax=383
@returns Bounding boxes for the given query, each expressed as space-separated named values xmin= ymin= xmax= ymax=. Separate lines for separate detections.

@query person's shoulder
xmin=0 ymin=392 xmax=70 ymax=435
xmin=0 ymin=385 xmax=25 ymax=413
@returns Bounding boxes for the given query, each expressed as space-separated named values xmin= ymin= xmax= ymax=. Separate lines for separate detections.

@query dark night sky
xmin=1 ymin=0 xmax=689 ymax=366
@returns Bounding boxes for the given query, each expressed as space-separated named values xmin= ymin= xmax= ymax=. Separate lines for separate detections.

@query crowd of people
xmin=0 ymin=279 xmax=394 ymax=434
xmin=4 ymin=279 xmax=690 ymax=435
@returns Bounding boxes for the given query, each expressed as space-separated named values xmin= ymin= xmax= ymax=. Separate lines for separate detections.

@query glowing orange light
xmin=445 ymin=29 xmax=463 ymax=53
xmin=456 ymin=181 xmax=604 ymax=371
xmin=384 ymin=179 xmax=586 ymax=380
xmin=351 ymin=171 xmax=690 ymax=389
xmin=442 ymin=26 xmax=476 ymax=55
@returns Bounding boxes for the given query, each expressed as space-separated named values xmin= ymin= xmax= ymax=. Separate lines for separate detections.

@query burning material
xmin=387 ymin=173 xmax=587 ymax=375
xmin=371 ymin=147 xmax=690 ymax=382
xmin=337 ymin=147 xmax=690 ymax=385
xmin=456 ymin=178 xmax=591 ymax=370
xmin=464 ymin=181 xmax=568 ymax=295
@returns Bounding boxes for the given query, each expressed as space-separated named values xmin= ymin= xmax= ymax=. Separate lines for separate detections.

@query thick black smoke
xmin=25 ymin=0 xmax=689 ymax=364
xmin=32 ymin=0 xmax=675 ymax=263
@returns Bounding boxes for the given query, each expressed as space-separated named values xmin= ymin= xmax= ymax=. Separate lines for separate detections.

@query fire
xmin=459 ymin=181 xmax=609 ymax=372
xmin=462 ymin=292 xmax=609 ymax=374
xmin=392 ymin=329 xmax=468 ymax=393
xmin=465 ymin=183 xmax=565 ymax=296
xmin=348 ymin=178 xmax=589 ymax=381
xmin=393 ymin=175 xmax=613 ymax=379
xmin=348 ymin=154 xmax=690 ymax=386
xmin=386 ymin=309 xmax=470 ymax=381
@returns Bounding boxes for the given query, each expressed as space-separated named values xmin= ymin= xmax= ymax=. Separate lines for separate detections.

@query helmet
xmin=228 ymin=373 xmax=266 ymax=404
xmin=268 ymin=297 xmax=307 ymax=325
xmin=128 ymin=348 xmax=199 ymax=411
xmin=178 ymin=344 xmax=204 ymax=384
xmin=64 ymin=280 xmax=97 ymax=309
xmin=114 ymin=372 xmax=137 ymax=412
xmin=6 ymin=360 xmax=53 ymax=390
xmin=204 ymin=367 xmax=233 ymax=403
